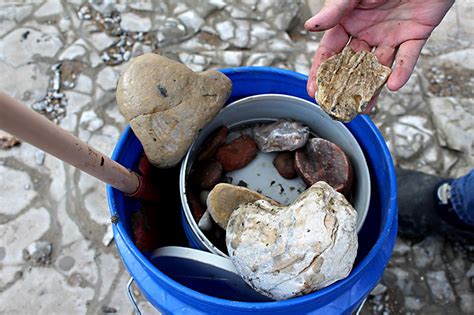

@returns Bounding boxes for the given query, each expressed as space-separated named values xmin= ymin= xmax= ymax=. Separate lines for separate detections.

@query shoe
xmin=396 ymin=168 xmax=474 ymax=240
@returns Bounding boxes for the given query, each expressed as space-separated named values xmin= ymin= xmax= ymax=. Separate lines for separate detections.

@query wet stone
xmin=273 ymin=152 xmax=297 ymax=179
xmin=294 ymin=138 xmax=353 ymax=196
xmin=216 ymin=135 xmax=258 ymax=172
xmin=197 ymin=126 xmax=228 ymax=161
xmin=191 ymin=160 xmax=223 ymax=190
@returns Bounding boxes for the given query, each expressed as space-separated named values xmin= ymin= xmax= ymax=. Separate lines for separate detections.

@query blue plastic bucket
xmin=107 ymin=67 xmax=398 ymax=314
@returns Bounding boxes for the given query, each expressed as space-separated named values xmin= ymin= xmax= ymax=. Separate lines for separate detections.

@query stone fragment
xmin=0 ymin=131 xmax=21 ymax=149
xmin=426 ymin=271 xmax=456 ymax=303
xmin=253 ymin=120 xmax=309 ymax=152
xmin=187 ymin=191 xmax=206 ymax=222
xmin=23 ymin=240 xmax=52 ymax=265
xmin=300 ymin=140 xmax=349 ymax=189
xmin=35 ymin=150 xmax=46 ymax=166
xmin=316 ymin=46 xmax=391 ymax=122
xmin=190 ymin=160 xmax=223 ymax=190
xmin=197 ymin=126 xmax=228 ymax=161
xmin=198 ymin=210 xmax=213 ymax=231
xmin=216 ymin=135 xmax=258 ymax=171
xmin=116 ymin=54 xmax=232 ymax=167
xmin=273 ymin=152 xmax=297 ymax=179
xmin=226 ymin=182 xmax=358 ymax=300
xmin=295 ymin=138 xmax=353 ymax=195
xmin=34 ymin=0 xmax=63 ymax=19
xmin=177 ymin=10 xmax=204 ymax=34
xmin=120 ymin=13 xmax=152 ymax=32
xmin=207 ymin=183 xmax=280 ymax=229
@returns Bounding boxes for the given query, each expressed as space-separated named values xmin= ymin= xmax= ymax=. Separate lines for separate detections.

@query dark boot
xmin=396 ymin=168 xmax=474 ymax=240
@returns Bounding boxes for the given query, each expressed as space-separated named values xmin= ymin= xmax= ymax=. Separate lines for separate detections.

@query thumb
xmin=304 ymin=0 xmax=359 ymax=32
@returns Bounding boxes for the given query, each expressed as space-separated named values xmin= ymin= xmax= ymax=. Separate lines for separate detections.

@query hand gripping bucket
xmin=107 ymin=67 xmax=398 ymax=314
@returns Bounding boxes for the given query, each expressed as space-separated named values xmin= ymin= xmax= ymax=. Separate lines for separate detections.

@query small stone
xmin=177 ymin=10 xmax=204 ymax=34
xmin=120 ymin=13 xmax=152 ymax=32
xmin=370 ymin=283 xmax=387 ymax=296
xmin=316 ymin=46 xmax=391 ymax=122
xmin=404 ymin=296 xmax=425 ymax=311
xmin=216 ymin=135 xmax=258 ymax=172
xmin=207 ymin=183 xmax=280 ymax=229
xmin=198 ymin=211 xmax=213 ymax=231
xmin=426 ymin=271 xmax=456 ymax=304
xmin=102 ymin=225 xmax=114 ymax=247
xmin=0 ymin=131 xmax=21 ymax=149
xmin=0 ymin=166 xmax=37 ymax=216
xmin=23 ymin=241 xmax=52 ymax=265
xmin=187 ymin=191 xmax=205 ymax=222
xmin=101 ymin=305 xmax=117 ymax=313
xmin=89 ymin=32 xmax=115 ymax=51
xmin=215 ymin=20 xmax=235 ymax=41
xmin=295 ymin=138 xmax=353 ymax=196
xmin=190 ymin=160 xmax=223 ymax=190
xmin=59 ymin=39 xmax=88 ymax=61
xmin=116 ymin=54 xmax=232 ymax=168
xmin=253 ymin=120 xmax=309 ymax=152
xmin=97 ymin=67 xmax=119 ymax=91
xmin=273 ymin=152 xmax=297 ymax=179
xmin=459 ymin=293 xmax=474 ymax=314
xmin=227 ymin=182 xmax=358 ymax=300
xmin=197 ymin=126 xmax=228 ymax=161
xmin=35 ymin=151 xmax=45 ymax=166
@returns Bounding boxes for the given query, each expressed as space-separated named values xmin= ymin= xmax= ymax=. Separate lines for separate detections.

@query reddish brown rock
xmin=273 ymin=152 xmax=297 ymax=179
xmin=294 ymin=138 xmax=353 ymax=196
xmin=187 ymin=191 xmax=206 ymax=222
xmin=216 ymin=136 xmax=258 ymax=172
xmin=131 ymin=211 xmax=155 ymax=252
xmin=197 ymin=126 xmax=229 ymax=161
xmin=191 ymin=160 xmax=223 ymax=190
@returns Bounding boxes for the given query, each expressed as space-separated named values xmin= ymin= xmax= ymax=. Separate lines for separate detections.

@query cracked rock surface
xmin=226 ymin=181 xmax=358 ymax=300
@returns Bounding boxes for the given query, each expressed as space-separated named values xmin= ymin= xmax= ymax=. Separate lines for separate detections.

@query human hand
xmin=305 ymin=0 xmax=454 ymax=111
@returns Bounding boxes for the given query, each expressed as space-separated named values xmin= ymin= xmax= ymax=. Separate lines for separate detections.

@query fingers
xmin=349 ymin=38 xmax=371 ymax=52
xmin=362 ymin=92 xmax=379 ymax=115
xmin=387 ymin=39 xmax=426 ymax=91
xmin=307 ymin=25 xmax=350 ymax=97
xmin=374 ymin=45 xmax=396 ymax=67
xmin=304 ymin=0 xmax=358 ymax=32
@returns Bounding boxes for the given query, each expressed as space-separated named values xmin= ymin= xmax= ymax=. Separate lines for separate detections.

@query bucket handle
xmin=127 ymin=277 xmax=142 ymax=315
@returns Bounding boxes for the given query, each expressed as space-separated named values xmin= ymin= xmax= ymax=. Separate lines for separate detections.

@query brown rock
xmin=316 ymin=46 xmax=391 ymax=122
xmin=273 ymin=152 xmax=297 ymax=179
xmin=187 ymin=191 xmax=206 ymax=222
xmin=116 ymin=53 xmax=232 ymax=168
xmin=207 ymin=183 xmax=280 ymax=229
xmin=294 ymin=138 xmax=353 ymax=196
xmin=216 ymin=135 xmax=258 ymax=172
xmin=190 ymin=160 xmax=223 ymax=190
xmin=0 ymin=131 xmax=21 ymax=149
xmin=197 ymin=126 xmax=228 ymax=161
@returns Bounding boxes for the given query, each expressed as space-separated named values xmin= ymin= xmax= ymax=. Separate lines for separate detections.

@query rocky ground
xmin=0 ymin=1 xmax=472 ymax=314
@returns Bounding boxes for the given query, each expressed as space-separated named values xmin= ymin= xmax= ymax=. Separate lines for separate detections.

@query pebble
xmin=190 ymin=160 xmax=223 ymax=190
xmin=177 ymin=10 xmax=204 ymax=34
xmin=426 ymin=271 xmax=456 ymax=303
xmin=370 ymin=283 xmax=388 ymax=296
xmin=197 ymin=126 xmax=228 ymax=161
xmin=23 ymin=240 xmax=52 ymax=265
xmin=58 ymin=255 xmax=75 ymax=271
xmin=216 ymin=135 xmax=258 ymax=172
xmin=273 ymin=152 xmax=297 ymax=179
xmin=34 ymin=151 xmax=45 ymax=166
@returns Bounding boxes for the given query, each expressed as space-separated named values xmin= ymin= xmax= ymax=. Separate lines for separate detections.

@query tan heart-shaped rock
xmin=206 ymin=183 xmax=280 ymax=229
xmin=226 ymin=181 xmax=358 ymax=300
xmin=316 ymin=46 xmax=391 ymax=122
xmin=116 ymin=53 xmax=232 ymax=167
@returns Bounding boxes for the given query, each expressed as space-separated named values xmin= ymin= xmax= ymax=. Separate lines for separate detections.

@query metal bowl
xmin=180 ymin=94 xmax=371 ymax=256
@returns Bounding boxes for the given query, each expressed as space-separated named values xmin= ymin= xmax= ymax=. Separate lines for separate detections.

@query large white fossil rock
xmin=226 ymin=181 xmax=358 ymax=300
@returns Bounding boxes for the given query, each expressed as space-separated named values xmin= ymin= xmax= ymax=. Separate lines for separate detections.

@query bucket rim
xmin=107 ymin=66 xmax=397 ymax=309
